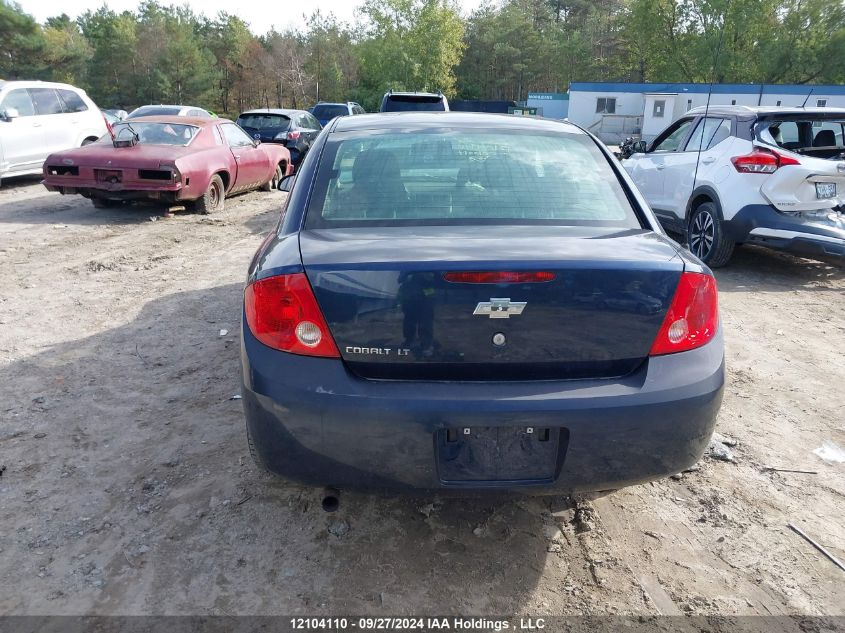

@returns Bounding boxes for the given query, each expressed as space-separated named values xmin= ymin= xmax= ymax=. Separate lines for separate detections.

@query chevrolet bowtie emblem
xmin=473 ymin=298 xmax=527 ymax=318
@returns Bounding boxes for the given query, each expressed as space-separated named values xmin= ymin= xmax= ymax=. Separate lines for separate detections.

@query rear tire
xmin=687 ymin=202 xmax=734 ymax=268
xmin=261 ymin=164 xmax=283 ymax=192
xmin=195 ymin=174 xmax=224 ymax=214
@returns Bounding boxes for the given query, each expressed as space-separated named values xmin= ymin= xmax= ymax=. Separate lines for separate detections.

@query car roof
xmin=332 ymin=112 xmax=581 ymax=134
xmin=239 ymin=108 xmax=306 ymax=116
xmin=0 ymin=80 xmax=87 ymax=92
xmin=119 ymin=115 xmax=226 ymax=126
xmin=384 ymin=91 xmax=444 ymax=98
xmin=133 ymin=104 xmax=195 ymax=109
xmin=686 ymin=105 xmax=845 ymax=117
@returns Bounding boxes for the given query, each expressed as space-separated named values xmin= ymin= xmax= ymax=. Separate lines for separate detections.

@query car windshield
xmin=757 ymin=116 xmax=845 ymax=158
xmin=306 ymin=129 xmax=641 ymax=228
xmin=127 ymin=107 xmax=182 ymax=118
xmin=383 ymin=96 xmax=446 ymax=112
xmin=313 ymin=104 xmax=349 ymax=119
xmin=237 ymin=113 xmax=291 ymax=129
xmin=109 ymin=122 xmax=199 ymax=146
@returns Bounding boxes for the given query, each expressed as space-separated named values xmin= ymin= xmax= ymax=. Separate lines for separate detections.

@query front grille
xmin=46 ymin=165 xmax=78 ymax=176
xmin=138 ymin=169 xmax=172 ymax=180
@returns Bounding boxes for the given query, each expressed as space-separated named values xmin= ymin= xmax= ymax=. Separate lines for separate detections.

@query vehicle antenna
xmin=691 ymin=1 xmax=730 ymax=218
xmin=800 ymin=88 xmax=814 ymax=109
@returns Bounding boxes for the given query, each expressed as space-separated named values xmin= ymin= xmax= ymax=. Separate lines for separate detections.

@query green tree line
xmin=1 ymin=0 xmax=843 ymax=116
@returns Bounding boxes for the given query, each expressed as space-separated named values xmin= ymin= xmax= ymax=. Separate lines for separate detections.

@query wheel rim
xmin=690 ymin=210 xmax=715 ymax=259
xmin=210 ymin=182 xmax=220 ymax=209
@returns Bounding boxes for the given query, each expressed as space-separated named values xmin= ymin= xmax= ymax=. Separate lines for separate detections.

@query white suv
xmin=623 ymin=106 xmax=845 ymax=266
xmin=0 ymin=80 xmax=108 ymax=182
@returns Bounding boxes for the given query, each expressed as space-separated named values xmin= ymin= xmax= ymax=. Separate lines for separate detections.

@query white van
xmin=0 ymin=80 xmax=108 ymax=182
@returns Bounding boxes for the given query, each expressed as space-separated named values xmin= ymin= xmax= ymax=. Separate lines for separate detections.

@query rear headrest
xmin=813 ymin=129 xmax=836 ymax=147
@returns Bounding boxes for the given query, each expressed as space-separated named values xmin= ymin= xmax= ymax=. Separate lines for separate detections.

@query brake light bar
xmin=244 ymin=273 xmax=340 ymax=358
xmin=731 ymin=147 xmax=800 ymax=174
xmin=649 ymin=272 xmax=718 ymax=356
xmin=443 ymin=271 xmax=556 ymax=284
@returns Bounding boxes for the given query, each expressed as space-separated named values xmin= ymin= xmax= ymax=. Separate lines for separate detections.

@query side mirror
xmin=633 ymin=140 xmax=648 ymax=154
xmin=278 ymin=174 xmax=294 ymax=193
xmin=2 ymin=107 xmax=20 ymax=121
xmin=253 ymin=138 xmax=261 ymax=147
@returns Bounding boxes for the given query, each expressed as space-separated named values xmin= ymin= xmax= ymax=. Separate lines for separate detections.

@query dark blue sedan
xmin=240 ymin=112 xmax=724 ymax=495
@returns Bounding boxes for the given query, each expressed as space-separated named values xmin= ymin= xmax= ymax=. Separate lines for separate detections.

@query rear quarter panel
xmin=175 ymin=145 xmax=237 ymax=200
xmin=74 ymin=104 xmax=108 ymax=145
xmin=263 ymin=144 xmax=293 ymax=175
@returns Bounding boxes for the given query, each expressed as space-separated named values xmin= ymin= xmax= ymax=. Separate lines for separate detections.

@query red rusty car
xmin=42 ymin=116 xmax=294 ymax=212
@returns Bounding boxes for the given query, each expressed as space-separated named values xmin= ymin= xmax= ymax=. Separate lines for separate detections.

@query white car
xmin=0 ymin=80 xmax=108 ymax=182
xmin=126 ymin=105 xmax=212 ymax=119
xmin=623 ymin=105 xmax=845 ymax=266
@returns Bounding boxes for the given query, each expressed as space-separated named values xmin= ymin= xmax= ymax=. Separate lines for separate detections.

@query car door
xmin=0 ymin=88 xmax=43 ymax=174
xmin=220 ymin=122 xmax=271 ymax=191
xmin=301 ymin=113 xmax=322 ymax=149
xmin=665 ymin=117 xmax=734 ymax=216
xmin=628 ymin=118 xmax=696 ymax=218
xmin=29 ymin=87 xmax=75 ymax=155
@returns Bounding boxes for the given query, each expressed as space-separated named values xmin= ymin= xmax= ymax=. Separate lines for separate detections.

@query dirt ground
xmin=0 ymin=177 xmax=843 ymax=619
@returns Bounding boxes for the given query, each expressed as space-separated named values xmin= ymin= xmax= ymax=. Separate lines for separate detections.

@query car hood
xmin=45 ymin=143 xmax=196 ymax=169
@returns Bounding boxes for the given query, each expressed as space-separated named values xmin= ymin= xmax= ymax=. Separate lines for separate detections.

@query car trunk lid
xmin=52 ymin=144 xmax=193 ymax=170
xmin=299 ymin=226 xmax=684 ymax=381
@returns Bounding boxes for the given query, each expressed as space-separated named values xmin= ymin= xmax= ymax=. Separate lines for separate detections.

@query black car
xmin=379 ymin=91 xmax=450 ymax=112
xmin=235 ymin=109 xmax=322 ymax=165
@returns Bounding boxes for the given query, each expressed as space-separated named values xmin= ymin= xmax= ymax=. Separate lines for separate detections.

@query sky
xmin=18 ymin=0 xmax=488 ymax=32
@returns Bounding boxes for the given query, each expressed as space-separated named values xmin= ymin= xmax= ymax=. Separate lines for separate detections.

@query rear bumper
xmin=241 ymin=323 xmax=725 ymax=494
xmin=43 ymin=180 xmax=183 ymax=203
xmin=727 ymin=204 xmax=845 ymax=260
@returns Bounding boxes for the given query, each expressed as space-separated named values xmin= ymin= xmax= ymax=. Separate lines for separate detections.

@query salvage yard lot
xmin=0 ymin=179 xmax=843 ymax=616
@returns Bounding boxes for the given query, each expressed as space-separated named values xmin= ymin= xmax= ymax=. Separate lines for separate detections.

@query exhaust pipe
xmin=322 ymin=487 xmax=340 ymax=513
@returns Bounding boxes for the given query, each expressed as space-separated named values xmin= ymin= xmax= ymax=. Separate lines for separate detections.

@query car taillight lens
xmin=443 ymin=271 xmax=555 ymax=283
xmin=244 ymin=273 xmax=340 ymax=358
xmin=731 ymin=148 xmax=800 ymax=174
xmin=649 ymin=272 xmax=718 ymax=356
xmin=159 ymin=163 xmax=181 ymax=182
xmin=287 ymin=130 xmax=301 ymax=140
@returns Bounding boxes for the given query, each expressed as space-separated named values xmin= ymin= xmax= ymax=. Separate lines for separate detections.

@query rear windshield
xmin=757 ymin=116 xmax=845 ymax=158
xmin=128 ymin=107 xmax=181 ymax=118
xmin=305 ymin=129 xmax=641 ymax=228
xmin=237 ymin=113 xmax=291 ymax=129
xmin=313 ymin=104 xmax=349 ymax=119
xmin=383 ymin=95 xmax=446 ymax=112
xmin=109 ymin=122 xmax=199 ymax=146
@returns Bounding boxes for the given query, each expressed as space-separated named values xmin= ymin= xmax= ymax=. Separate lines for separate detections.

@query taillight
xmin=159 ymin=163 xmax=181 ymax=182
xmin=443 ymin=271 xmax=555 ymax=283
xmin=244 ymin=273 xmax=340 ymax=358
xmin=287 ymin=130 xmax=301 ymax=141
xmin=731 ymin=147 xmax=800 ymax=174
xmin=649 ymin=272 xmax=718 ymax=356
